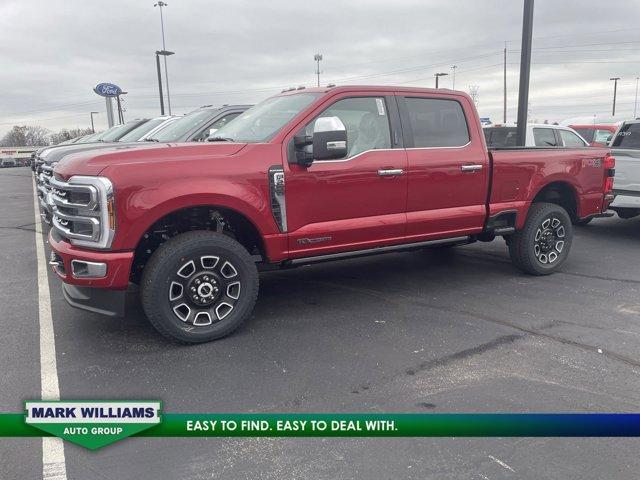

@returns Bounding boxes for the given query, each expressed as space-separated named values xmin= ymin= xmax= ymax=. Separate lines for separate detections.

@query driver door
xmin=284 ymin=94 xmax=408 ymax=258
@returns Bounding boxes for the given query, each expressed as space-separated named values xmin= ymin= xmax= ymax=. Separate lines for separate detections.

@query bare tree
xmin=50 ymin=127 xmax=93 ymax=145
xmin=0 ymin=125 xmax=51 ymax=147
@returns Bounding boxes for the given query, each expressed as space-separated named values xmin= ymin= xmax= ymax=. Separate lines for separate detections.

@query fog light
xmin=71 ymin=260 xmax=107 ymax=278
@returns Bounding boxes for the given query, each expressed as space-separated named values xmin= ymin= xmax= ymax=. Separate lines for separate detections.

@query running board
xmin=286 ymin=236 xmax=471 ymax=266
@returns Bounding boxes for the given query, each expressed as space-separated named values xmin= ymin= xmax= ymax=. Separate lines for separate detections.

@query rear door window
xmin=483 ymin=127 xmax=517 ymax=147
xmin=559 ymin=129 xmax=586 ymax=147
xmin=533 ymin=128 xmax=558 ymax=146
xmin=404 ymin=98 xmax=470 ymax=147
xmin=612 ymin=123 xmax=640 ymax=148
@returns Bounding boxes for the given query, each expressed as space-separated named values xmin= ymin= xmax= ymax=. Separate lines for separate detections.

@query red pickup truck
xmin=48 ymin=86 xmax=615 ymax=343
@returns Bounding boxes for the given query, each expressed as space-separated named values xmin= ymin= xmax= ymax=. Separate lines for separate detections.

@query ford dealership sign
xmin=93 ymin=83 xmax=122 ymax=97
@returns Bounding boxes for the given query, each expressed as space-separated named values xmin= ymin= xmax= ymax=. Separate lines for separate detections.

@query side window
xmin=194 ymin=112 xmax=242 ymax=141
xmin=404 ymin=98 xmax=470 ymax=147
xmin=560 ymin=130 xmax=586 ymax=147
xmin=594 ymin=129 xmax=613 ymax=144
xmin=306 ymin=97 xmax=392 ymax=159
xmin=533 ymin=128 xmax=557 ymax=146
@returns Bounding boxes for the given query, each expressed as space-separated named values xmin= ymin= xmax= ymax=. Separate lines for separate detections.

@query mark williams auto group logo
xmin=25 ymin=401 xmax=161 ymax=450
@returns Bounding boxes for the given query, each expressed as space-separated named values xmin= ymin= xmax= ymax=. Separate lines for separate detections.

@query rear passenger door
xmin=398 ymin=94 xmax=490 ymax=240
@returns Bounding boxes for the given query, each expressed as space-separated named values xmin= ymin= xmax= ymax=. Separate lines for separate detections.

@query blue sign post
xmin=93 ymin=83 xmax=122 ymax=128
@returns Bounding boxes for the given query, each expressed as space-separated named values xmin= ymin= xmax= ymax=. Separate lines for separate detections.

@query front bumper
xmin=48 ymin=229 xmax=134 ymax=289
xmin=62 ymin=284 xmax=126 ymax=317
xmin=48 ymin=229 xmax=134 ymax=317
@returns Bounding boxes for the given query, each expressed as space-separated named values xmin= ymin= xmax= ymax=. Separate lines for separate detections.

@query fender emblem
xmin=297 ymin=236 xmax=332 ymax=245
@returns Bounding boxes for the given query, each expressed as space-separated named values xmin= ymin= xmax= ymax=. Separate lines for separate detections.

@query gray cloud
xmin=1 ymin=0 xmax=639 ymax=136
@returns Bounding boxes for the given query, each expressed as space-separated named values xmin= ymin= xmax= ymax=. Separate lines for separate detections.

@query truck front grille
xmin=50 ymin=176 xmax=115 ymax=249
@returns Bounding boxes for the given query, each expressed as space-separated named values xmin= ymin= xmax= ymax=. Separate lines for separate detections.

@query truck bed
xmin=487 ymin=147 xmax=610 ymax=228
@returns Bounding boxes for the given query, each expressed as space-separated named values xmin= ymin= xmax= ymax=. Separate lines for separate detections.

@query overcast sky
xmin=1 ymin=0 xmax=639 ymax=136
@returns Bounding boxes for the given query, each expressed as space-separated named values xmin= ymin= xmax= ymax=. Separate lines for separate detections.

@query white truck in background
xmin=610 ymin=120 xmax=640 ymax=219
xmin=483 ymin=123 xmax=589 ymax=148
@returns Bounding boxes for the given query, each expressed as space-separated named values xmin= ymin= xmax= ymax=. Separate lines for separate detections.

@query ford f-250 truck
xmin=47 ymin=85 xmax=615 ymax=343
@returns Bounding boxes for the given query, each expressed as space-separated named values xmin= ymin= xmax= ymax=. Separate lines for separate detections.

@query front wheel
xmin=141 ymin=231 xmax=259 ymax=344
xmin=508 ymin=202 xmax=573 ymax=276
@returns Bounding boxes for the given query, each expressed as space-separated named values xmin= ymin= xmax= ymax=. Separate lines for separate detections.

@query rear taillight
xmin=604 ymin=177 xmax=614 ymax=194
xmin=603 ymin=153 xmax=615 ymax=210
xmin=604 ymin=153 xmax=615 ymax=175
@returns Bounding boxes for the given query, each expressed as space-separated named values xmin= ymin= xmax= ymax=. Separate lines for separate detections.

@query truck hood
xmin=43 ymin=141 xmax=152 ymax=164
xmin=54 ymin=142 xmax=248 ymax=178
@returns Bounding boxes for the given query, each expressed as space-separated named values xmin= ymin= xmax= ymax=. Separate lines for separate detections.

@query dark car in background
xmin=37 ymin=105 xmax=250 ymax=223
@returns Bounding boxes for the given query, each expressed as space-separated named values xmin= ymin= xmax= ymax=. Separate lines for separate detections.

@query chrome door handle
xmin=461 ymin=164 xmax=483 ymax=172
xmin=378 ymin=169 xmax=404 ymax=176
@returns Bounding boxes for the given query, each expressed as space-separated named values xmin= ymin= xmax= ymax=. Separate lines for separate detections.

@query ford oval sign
xmin=93 ymin=83 xmax=122 ymax=97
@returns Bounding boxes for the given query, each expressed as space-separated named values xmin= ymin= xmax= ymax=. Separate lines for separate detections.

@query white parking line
xmin=32 ymin=178 xmax=68 ymax=480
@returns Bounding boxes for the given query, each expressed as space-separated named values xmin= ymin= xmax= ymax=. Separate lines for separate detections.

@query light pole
xmin=434 ymin=72 xmax=448 ymax=89
xmin=314 ymin=53 xmax=323 ymax=87
xmin=156 ymin=50 xmax=174 ymax=115
xmin=90 ymin=111 xmax=99 ymax=133
xmin=154 ymin=1 xmax=172 ymax=114
xmin=116 ymin=91 xmax=128 ymax=124
xmin=610 ymin=77 xmax=620 ymax=116
xmin=451 ymin=65 xmax=457 ymax=89
xmin=516 ymin=0 xmax=534 ymax=147
xmin=634 ymin=76 xmax=639 ymax=118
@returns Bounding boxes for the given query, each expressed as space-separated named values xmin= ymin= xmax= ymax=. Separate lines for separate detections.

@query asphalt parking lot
xmin=2 ymin=166 xmax=640 ymax=479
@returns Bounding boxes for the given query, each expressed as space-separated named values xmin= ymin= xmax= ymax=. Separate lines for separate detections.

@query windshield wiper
xmin=144 ymin=138 xmax=159 ymax=142
xmin=208 ymin=136 xmax=234 ymax=142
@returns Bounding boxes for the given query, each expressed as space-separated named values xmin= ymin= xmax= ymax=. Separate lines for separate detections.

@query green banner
xmin=2 ymin=409 xmax=640 ymax=450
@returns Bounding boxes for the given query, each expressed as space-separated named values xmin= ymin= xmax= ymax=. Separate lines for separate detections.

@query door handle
xmin=378 ymin=169 xmax=404 ymax=176
xmin=461 ymin=164 xmax=483 ymax=172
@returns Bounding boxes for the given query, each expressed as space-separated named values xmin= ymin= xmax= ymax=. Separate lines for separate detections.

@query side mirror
xmin=312 ymin=116 xmax=347 ymax=161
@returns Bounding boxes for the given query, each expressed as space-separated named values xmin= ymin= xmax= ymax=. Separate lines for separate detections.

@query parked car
xmin=609 ymin=120 xmax=640 ymax=219
xmin=1 ymin=157 xmax=17 ymax=168
xmin=47 ymin=85 xmax=614 ymax=343
xmin=569 ymin=124 xmax=618 ymax=147
xmin=34 ymin=119 xmax=151 ymax=221
xmin=483 ymin=123 xmax=589 ymax=147
xmin=37 ymin=107 xmax=249 ymax=223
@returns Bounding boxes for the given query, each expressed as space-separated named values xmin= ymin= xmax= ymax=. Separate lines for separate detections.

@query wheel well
xmin=531 ymin=182 xmax=577 ymax=220
xmin=130 ymin=206 xmax=264 ymax=283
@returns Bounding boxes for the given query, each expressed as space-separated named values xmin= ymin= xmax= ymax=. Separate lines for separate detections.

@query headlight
xmin=50 ymin=175 xmax=115 ymax=249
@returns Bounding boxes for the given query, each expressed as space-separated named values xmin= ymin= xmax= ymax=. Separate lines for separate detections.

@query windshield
xmin=210 ymin=93 xmax=322 ymax=143
xmin=149 ymin=109 xmax=217 ymax=142
xmin=97 ymin=123 xmax=136 ymax=142
xmin=90 ymin=125 xmax=121 ymax=142
xmin=119 ymin=117 xmax=169 ymax=142
xmin=573 ymin=128 xmax=594 ymax=143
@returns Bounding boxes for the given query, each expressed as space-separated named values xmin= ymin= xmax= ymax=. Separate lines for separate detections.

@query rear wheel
xmin=141 ymin=231 xmax=259 ymax=343
xmin=508 ymin=202 xmax=572 ymax=275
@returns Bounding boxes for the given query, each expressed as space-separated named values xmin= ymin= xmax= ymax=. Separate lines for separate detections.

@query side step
xmin=287 ymin=236 xmax=471 ymax=266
